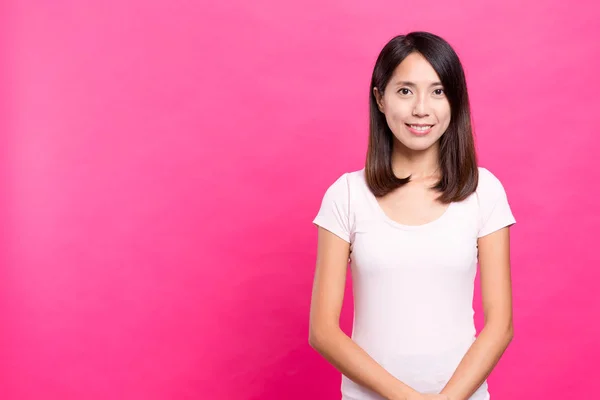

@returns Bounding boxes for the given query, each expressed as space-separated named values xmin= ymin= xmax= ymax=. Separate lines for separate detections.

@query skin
xmin=372 ymin=52 xmax=452 ymax=226
xmin=309 ymin=52 xmax=514 ymax=400
xmin=373 ymin=51 xmax=451 ymax=182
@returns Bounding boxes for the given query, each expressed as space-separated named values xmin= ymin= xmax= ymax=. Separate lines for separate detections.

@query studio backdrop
xmin=2 ymin=1 xmax=599 ymax=399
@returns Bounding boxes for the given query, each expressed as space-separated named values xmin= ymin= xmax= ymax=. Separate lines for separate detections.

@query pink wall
xmin=3 ymin=1 xmax=599 ymax=399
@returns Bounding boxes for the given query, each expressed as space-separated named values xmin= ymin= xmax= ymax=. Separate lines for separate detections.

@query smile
xmin=405 ymin=124 xmax=434 ymax=135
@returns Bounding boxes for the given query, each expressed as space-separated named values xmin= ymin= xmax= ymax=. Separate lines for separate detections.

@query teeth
xmin=410 ymin=125 xmax=432 ymax=131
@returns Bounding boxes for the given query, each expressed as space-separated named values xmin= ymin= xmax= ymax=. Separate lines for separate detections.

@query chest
xmin=376 ymin=184 xmax=449 ymax=226
xmin=350 ymin=198 xmax=480 ymax=276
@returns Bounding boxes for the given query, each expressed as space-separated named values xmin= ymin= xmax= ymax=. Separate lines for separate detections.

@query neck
xmin=391 ymin=142 xmax=440 ymax=180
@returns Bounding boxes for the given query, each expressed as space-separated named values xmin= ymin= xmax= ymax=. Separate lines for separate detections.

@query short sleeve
xmin=477 ymin=168 xmax=517 ymax=238
xmin=312 ymin=173 xmax=351 ymax=243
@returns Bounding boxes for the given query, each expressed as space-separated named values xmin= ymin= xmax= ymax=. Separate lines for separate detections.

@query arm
xmin=308 ymin=227 xmax=421 ymax=400
xmin=440 ymin=227 xmax=514 ymax=400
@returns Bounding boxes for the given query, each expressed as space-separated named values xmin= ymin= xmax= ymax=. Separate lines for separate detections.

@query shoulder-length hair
xmin=365 ymin=31 xmax=478 ymax=203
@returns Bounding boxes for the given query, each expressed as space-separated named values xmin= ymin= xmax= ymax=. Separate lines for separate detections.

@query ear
xmin=373 ymin=87 xmax=384 ymax=112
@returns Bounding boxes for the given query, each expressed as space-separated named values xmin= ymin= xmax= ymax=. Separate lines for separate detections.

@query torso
xmin=375 ymin=177 xmax=450 ymax=227
xmin=340 ymin=169 xmax=489 ymax=400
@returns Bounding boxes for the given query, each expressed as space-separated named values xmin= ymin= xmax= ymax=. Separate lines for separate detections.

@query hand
xmin=407 ymin=394 xmax=450 ymax=400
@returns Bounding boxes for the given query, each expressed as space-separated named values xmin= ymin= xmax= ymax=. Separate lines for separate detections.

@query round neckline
xmin=359 ymin=168 xmax=455 ymax=231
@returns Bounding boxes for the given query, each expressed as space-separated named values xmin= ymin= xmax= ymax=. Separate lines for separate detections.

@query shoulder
xmin=321 ymin=168 xmax=365 ymax=193
xmin=474 ymin=166 xmax=514 ymax=212
xmin=346 ymin=168 xmax=366 ymax=187
xmin=474 ymin=166 xmax=517 ymax=236
xmin=476 ymin=166 xmax=507 ymax=197
xmin=477 ymin=166 xmax=501 ymax=187
xmin=316 ymin=168 xmax=367 ymax=217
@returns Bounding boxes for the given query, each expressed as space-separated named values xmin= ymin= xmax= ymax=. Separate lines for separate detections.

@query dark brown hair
xmin=366 ymin=31 xmax=478 ymax=203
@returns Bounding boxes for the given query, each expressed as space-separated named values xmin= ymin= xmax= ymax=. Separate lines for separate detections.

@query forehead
xmin=391 ymin=52 xmax=441 ymax=84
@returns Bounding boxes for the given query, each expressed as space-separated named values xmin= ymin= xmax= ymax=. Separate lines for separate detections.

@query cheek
xmin=391 ymin=111 xmax=407 ymax=124
xmin=386 ymin=105 xmax=410 ymax=123
xmin=439 ymin=102 xmax=451 ymax=120
xmin=434 ymin=104 xmax=451 ymax=125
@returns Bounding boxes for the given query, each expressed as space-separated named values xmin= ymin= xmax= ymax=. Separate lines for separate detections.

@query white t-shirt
xmin=312 ymin=167 xmax=516 ymax=400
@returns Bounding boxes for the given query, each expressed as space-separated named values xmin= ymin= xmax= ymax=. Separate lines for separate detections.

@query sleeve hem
xmin=477 ymin=219 xmax=516 ymax=238
xmin=312 ymin=218 xmax=351 ymax=243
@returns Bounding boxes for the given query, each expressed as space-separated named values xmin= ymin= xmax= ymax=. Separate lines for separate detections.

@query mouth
xmin=405 ymin=123 xmax=435 ymax=136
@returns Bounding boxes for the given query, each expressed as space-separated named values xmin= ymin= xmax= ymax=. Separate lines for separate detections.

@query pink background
xmin=3 ymin=1 xmax=599 ymax=399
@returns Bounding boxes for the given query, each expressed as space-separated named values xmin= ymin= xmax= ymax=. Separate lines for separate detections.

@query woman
xmin=308 ymin=31 xmax=516 ymax=400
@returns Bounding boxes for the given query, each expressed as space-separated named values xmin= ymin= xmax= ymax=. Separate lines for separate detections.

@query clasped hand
xmin=408 ymin=394 xmax=450 ymax=400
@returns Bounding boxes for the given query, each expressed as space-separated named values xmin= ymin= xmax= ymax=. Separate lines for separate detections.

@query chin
xmin=395 ymin=137 xmax=437 ymax=152
xmin=409 ymin=143 xmax=437 ymax=152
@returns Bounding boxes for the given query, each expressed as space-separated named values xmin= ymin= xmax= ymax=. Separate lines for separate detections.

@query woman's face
xmin=374 ymin=52 xmax=451 ymax=152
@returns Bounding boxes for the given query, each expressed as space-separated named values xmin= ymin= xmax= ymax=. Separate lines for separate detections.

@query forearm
xmin=310 ymin=327 xmax=419 ymax=400
xmin=440 ymin=325 xmax=513 ymax=400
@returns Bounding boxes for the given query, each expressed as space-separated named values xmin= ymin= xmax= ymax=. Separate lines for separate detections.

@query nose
xmin=412 ymin=95 xmax=430 ymax=117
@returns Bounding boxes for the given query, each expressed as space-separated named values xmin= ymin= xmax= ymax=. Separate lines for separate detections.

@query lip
xmin=405 ymin=123 xmax=434 ymax=136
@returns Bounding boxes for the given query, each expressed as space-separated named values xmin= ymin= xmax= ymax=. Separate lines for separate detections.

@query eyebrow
xmin=395 ymin=81 xmax=443 ymax=87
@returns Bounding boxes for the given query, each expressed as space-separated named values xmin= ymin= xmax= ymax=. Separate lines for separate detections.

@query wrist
xmin=386 ymin=387 xmax=419 ymax=400
xmin=395 ymin=390 xmax=420 ymax=400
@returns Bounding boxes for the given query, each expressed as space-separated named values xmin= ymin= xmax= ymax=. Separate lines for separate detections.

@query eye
xmin=433 ymin=88 xmax=445 ymax=96
xmin=398 ymin=88 xmax=412 ymax=95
